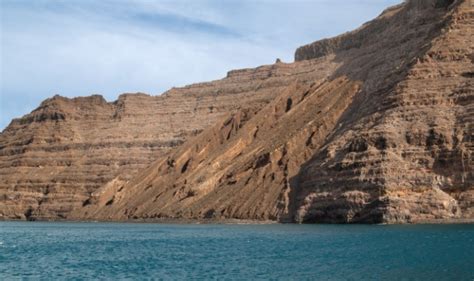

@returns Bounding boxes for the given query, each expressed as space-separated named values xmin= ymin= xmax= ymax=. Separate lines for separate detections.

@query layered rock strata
xmin=295 ymin=0 xmax=474 ymax=223
xmin=1 ymin=0 xmax=472 ymax=223
xmin=0 ymin=54 xmax=335 ymax=220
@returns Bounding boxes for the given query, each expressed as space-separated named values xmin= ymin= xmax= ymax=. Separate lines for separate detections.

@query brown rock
xmin=0 ymin=52 xmax=333 ymax=220
xmin=1 ymin=0 xmax=472 ymax=223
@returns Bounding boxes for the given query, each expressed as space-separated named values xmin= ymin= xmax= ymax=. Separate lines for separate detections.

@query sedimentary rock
xmin=80 ymin=0 xmax=472 ymax=223
xmin=294 ymin=0 xmax=473 ymax=223
xmin=1 ymin=0 xmax=472 ymax=223
xmin=0 ymin=54 xmax=332 ymax=220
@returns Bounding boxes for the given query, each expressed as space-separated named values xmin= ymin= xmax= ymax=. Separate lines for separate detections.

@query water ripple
xmin=0 ymin=222 xmax=473 ymax=280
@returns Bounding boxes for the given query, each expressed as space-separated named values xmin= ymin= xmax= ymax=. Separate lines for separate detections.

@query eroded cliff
xmin=0 ymin=52 xmax=332 ymax=220
xmin=1 ymin=0 xmax=472 ymax=223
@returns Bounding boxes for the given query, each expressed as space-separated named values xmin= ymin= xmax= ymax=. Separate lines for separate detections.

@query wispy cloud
xmin=0 ymin=0 xmax=402 ymax=130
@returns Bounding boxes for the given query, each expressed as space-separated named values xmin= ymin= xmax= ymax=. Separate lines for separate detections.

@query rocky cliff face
xmin=1 ymin=0 xmax=472 ymax=223
xmin=294 ymin=0 xmax=473 ymax=223
xmin=0 ymin=54 xmax=332 ymax=220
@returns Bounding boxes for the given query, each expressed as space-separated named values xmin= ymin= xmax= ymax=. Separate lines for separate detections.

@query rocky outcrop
xmin=76 ymin=77 xmax=361 ymax=221
xmin=294 ymin=0 xmax=458 ymax=61
xmin=294 ymin=0 xmax=474 ymax=223
xmin=1 ymin=0 xmax=472 ymax=223
xmin=0 ymin=53 xmax=334 ymax=220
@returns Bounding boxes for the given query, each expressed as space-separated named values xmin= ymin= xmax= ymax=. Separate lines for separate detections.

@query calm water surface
xmin=0 ymin=222 xmax=473 ymax=280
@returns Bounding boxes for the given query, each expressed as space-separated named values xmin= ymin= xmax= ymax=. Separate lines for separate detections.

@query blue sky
xmin=0 ymin=0 xmax=402 ymax=131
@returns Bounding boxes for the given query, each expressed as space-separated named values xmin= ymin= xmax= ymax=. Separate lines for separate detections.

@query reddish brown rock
xmin=1 ymin=0 xmax=472 ymax=223
xmin=0 ymin=53 xmax=333 ymax=220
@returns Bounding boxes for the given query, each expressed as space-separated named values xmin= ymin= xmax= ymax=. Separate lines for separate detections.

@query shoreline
xmin=0 ymin=217 xmax=279 ymax=225
xmin=1 ymin=217 xmax=473 ymax=225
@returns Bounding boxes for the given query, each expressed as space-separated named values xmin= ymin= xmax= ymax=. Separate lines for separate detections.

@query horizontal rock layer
xmin=0 ymin=51 xmax=335 ymax=220
xmin=1 ymin=0 xmax=473 ymax=223
xmin=78 ymin=0 xmax=473 ymax=223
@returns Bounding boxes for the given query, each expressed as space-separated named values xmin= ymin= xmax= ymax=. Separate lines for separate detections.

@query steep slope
xmin=78 ymin=77 xmax=360 ymax=220
xmin=294 ymin=0 xmax=474 ymax=223
xmin=80 ymin=0 xmax=473 ymax=223
xmin=0 ymin=59 xmax=332 ymax=220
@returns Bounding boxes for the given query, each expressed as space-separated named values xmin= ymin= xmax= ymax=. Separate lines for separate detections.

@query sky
xmin=0 ymin=0 xmax=402 ymax=131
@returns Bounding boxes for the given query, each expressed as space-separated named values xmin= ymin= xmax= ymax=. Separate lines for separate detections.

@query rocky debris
xmin=1 ymin=0 xmax=472 ymax=223
xmin=76 ymin=77 xmax=361 ymax=221
xmin=0 ymin=47 xmax=334 ymax=220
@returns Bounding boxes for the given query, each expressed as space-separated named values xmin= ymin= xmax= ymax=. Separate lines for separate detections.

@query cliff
xmin=1 ymin=0 xmax=472 ymax=223
xmin=0 ymin=53 xmax=332 ymax=220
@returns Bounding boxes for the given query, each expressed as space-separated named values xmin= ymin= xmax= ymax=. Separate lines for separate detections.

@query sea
xmin=0 ymin=221 xmax=473 ymax=280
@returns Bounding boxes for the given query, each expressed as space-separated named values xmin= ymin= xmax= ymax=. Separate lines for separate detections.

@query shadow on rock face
xmin=435 ymin=0 xmax=455 ymax=8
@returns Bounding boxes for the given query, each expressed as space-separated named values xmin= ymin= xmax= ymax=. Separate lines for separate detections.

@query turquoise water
xmin=0 ymin=222 xmax=473 ymax=280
